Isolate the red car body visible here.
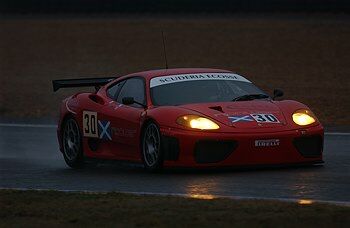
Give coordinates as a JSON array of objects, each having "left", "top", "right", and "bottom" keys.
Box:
[{"left": 55, "top": 68, "right": 324, "bottom": 168}]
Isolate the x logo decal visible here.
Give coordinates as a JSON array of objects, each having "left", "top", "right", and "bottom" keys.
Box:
[
  {"left": 228, "top": 115, "right": 254, "bottom": 123},
  {"left": 98, "top": 120, "right": 112, "bottom": 140}
]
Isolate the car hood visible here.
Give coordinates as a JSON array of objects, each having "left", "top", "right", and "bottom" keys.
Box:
[{"left": 180, "top": 100, "right": 288, "bottom": 129}]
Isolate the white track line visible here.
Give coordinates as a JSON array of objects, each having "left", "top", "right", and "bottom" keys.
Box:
[
  {"left": 1, "top": 187, "right": 349, "bottom": 207},
  {"left": 324, "top": 132, "right": 350, "bottom": 136},
  {"left": 0, "top": 123, "right": 56, "bottom": 128},
  {"left": 0, "top": 123, "right": 349, "bottom": 135}
]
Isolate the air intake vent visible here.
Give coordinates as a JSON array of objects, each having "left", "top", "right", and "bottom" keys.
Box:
[
  {"left": 194, "top": 140, "right": 237, "bottom": 163},
  {"left": 209, "top": 106, "right": 224, "bottom": 113},
  {"left": 293, "top": 135, "right": 323, "bottom": 157},
  {"left": 89, "top": 94, "right": 105, "bottom": 105}
]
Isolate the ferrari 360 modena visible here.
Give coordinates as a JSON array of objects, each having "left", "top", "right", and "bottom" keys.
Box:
[{"left": 53, "top": 68, "right": 324, "bottom": 170}]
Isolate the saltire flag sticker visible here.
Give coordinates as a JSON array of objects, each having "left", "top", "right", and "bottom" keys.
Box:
[
  {"left": 228, "top": 115, "right": 254, "bottom": 123},
  {"left": 98, "top": 120, "right": 112, "bottom": 140}
]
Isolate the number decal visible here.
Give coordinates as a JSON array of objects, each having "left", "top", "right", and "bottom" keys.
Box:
[
  {"left": 265, "top": 114, "right": 278, "bottom": 122},
  {"left": 91, "top": 115, "right": 96, "bottom": 135},
  {"left": 254, "top": 114, "right": 266, "bottom": 122},
  {"left": 84, "top": 114, "right": 89, "bottom": 133},
  {"left": 83, "top": 111, "right": 98, "bottom": 137},
  {"left": 251, "top": 114, "right": 280, "bottom": 123}
]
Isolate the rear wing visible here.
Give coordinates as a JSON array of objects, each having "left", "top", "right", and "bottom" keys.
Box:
[{"left": 52, "top": 77, "right": 116, "bottom": 92}]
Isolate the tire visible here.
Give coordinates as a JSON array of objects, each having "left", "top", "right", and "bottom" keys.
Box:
[
  {"left": 62, "top": 117, "right": 84, "bottom": 168},
  {"left": 141, "top": 122, "right": 163, "bottom": 171}
]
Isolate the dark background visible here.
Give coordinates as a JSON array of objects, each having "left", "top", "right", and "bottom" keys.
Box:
[
  {"left": 1, "top": 0, "right": 349, "bottom": 125},
  {"left": 1, "top": 0, "right": 350, "bottom": 14}
]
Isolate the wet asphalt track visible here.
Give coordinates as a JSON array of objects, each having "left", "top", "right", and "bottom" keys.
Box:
[{"left": 0, "top": 124, "right": 349, "bottom": 203}]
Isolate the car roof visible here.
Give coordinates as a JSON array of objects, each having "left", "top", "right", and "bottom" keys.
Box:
[{"left": 125, "top": 68, "right": 233, "bottom": 80}]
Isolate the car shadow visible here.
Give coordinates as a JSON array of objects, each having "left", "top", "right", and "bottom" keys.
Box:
[{"left": 55, "top": 159, "right": 325, "bottom": 176}]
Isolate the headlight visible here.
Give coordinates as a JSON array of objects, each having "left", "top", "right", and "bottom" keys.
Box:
[
  {"left": 176, "top": 115, "right": 220, "bottom": 130},
  {"left": 292, "top": 109, "right": 316, "bottom": 126}
]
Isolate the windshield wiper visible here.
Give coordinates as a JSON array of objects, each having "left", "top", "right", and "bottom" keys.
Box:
[{"left": 232, "top": 94, "right": 269, "bottom": 101}]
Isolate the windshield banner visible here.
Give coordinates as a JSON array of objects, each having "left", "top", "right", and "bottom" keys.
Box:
[{"left": 150, "top": 73, "right": 251, "bottom": 88}]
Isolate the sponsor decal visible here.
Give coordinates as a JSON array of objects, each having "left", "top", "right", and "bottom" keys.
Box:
[
  {"left": 83, "top": 111, "right": 98, "bottom": 138},
  {"left": 255, "top": 139, "right": 280, "bottom": 147},
  {"left": 228, "top": 115, "right": 254, "bottom": 123},
  {"left": 150, "top": 73, "right": 251, "bottom": 88},
  {"left": 251, "top": 114, "right": 280, "bottom": 123},
  {"left": 214, "top": 113, "right": 229, "bottom": 117},
  {"left": 98, "top": 120, "right": 112, "bottom": 140},
  {"left": 112, "top": 127, "right": 137, "bottom": 138}
]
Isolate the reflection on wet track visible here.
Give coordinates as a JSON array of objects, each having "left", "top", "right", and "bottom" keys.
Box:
[{"left": 0, "top": 125, "right": 349, "bottom": 203}]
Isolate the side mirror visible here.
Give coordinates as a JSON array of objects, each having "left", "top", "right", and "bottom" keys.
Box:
[
  {"left": 273, "top": 89, "right": 284, "bottom": 100},
  {"left": 122, "top": 97, "right": 135, "bottom": 105},
  {"left": 121, "top": 97, "right": 147, "bottom": 108}
]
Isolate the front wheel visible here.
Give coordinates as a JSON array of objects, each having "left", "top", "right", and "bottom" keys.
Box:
[
  {"left": 141, "top": 122, "right": 163, "bottom": 171},
  {"left": 62, "top": 117, "right": 84, "bottom": 168}
]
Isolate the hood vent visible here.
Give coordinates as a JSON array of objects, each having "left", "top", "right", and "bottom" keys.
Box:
[{"left": 209, "top": 106, "right": 224, "bottom": 113}]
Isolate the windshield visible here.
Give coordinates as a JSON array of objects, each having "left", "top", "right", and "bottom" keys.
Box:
[{"left": 150, "top": 73, "right": 268, "bottom": 106}]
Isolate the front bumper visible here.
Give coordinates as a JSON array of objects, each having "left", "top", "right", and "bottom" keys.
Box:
[{"left": 160, "top": 125, "right": 324, "bottom": 168}]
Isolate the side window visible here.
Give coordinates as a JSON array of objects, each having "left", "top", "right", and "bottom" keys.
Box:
[
  {"left": 117, "top": 78, "right": 146, "bottom": 108},
  {"left": 107, "top": 80, "right": 125, "bottom": 100}
]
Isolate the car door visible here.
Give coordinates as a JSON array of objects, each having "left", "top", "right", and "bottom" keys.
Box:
[{"left": 102, "top": 77, "right": 146, "bottom": 159}]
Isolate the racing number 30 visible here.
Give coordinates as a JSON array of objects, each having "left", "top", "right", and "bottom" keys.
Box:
[
  {"left": 83, "top": 111, "right": 98, "bottom": 137},
  {"left": 251, "top": 114, "right": 280, "bottom": 123}
]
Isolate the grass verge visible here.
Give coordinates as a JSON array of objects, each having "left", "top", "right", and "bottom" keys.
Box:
[{"left": 0, "top": 189, "right": 349, "bottom": 227}]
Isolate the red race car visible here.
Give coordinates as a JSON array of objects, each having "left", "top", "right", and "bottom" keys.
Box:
[{"left": 53, "top": 68, "right": 324, "bottom": 170}]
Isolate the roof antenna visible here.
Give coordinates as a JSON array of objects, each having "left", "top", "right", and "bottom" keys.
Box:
[{"left": 161, "top": 30, "right": 169, "bottom": 69}]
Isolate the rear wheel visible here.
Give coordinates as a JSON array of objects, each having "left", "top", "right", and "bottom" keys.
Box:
[
  {"left": 62, "top": 117, "right": 84, "bottom": 168},
  {"left": 142, "top": 122, "right": 163, "bottom": 171}
]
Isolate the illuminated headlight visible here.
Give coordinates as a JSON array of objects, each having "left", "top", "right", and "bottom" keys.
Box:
[
  {"left": 176, "top": 115, "right": 220, "bottom": 130},
  {"left": 292, "top": 109, "right": 316, "bottom": 126}
]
